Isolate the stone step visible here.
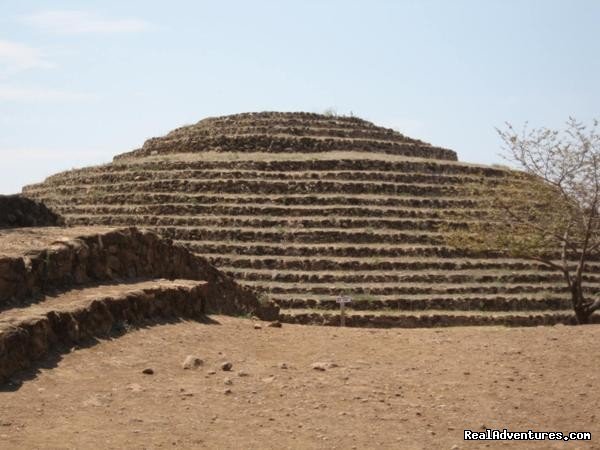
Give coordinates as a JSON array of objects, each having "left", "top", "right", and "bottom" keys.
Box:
[
  {"left": 156, "top": 226, "right": 447, "bottom": 245},
  {"left": 164, "top": 124, "right": 414, "bottom": 142},
  {"left": 252, "top": 282, "right": 577, "bottom": 297},
  {"left": 24, "top": 178, "right": 496, "bottom": 197},
  {"left": 54, "top": 203, "right": 492, "bottom": 220},
  {"left": 195, "top": 113, "right": 386, "bottom": 130},
  {"left": 64, "top": 214, "right": 474, "bottom": 232},
  {"left": 116, "top": 134, "right": 457, "bottom": 161},
  {"left": 181, "top": 241, "right": 505, "bottom": 259},
  {"left": 188, "top": 241, "right": 592, "bottom": 262},
  {"left": 0, "top": 279, "right": 207, "bottom": 384},
  {"left": 239, "top": 279, "right": 599, "bottom": 296},
  {"left": 198, "top": 115, "right": 384, "bottom": 130},
  {"left": 278, "top": 308, "right": 595, "bottom": 328},
  {"left": 0, "top": 226, "right": 273, "bottom": 319},
  {"left": 184, "top": 114, "right": 420, "bottom": 136},
  {"left": 29, "top": 168, "right": 499, "bottom": 188},
  {"left": 30, "top": 156, "right": 509, "bottom": 188},
  {"left": 205, "top": 254, "right": 580, "bottom": 272},
  {"left": 26, "top": 192, "right": 483, "bottom": 209},
  {"left": 228, "top": 267, "right": 599, "bottom": 285},
  {"left": 273, "top": 294, "right": 572, "bottom": 311}
]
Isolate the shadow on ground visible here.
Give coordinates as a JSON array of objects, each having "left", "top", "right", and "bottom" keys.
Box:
[{"left": 0, "top": 315, "right": 220, "bottom": 392}]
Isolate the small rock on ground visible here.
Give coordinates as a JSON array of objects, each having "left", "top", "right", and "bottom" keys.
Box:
[
  {"left": 221, "top": 362, "right": 233, "bottom": 371},
  {"left": 311, "top": 362, "right": 338, "bottom": 371},
  {"left": 127, "top": 383, "right": 144, "bottom": 393},
  {"left": 142, "top": 368, "right": 154, "bottom": 375},
  {"left": 182, "top": 355, "right": 203, "bottom": 370}
]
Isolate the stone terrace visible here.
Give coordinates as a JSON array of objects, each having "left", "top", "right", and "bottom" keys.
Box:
[
  {"left": 22, "top": 112, "right": 600, "bottom": 327},
  {"left": 0, "top": 226, "right": 275, "bottom": 383}
]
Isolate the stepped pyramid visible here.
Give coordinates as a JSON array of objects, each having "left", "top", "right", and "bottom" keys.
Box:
[{"left": 23, "top": 112, "right": 600, "bottom": 327}]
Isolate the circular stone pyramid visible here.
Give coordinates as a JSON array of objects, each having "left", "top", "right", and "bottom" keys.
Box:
[{"left": 22, "top": 112, "right": 600, "bottom": 327}]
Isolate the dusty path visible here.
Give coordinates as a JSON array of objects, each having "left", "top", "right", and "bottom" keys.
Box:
[{"left": 1, "top": 317, "right": 598, "bottom": 449}]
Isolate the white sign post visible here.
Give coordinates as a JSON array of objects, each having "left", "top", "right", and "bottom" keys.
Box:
[{"left": 336, "top": 296, "right": 352, "bottom": 327}]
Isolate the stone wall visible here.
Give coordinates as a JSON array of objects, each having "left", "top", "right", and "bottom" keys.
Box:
[
  {"left": 116, "top": 135, "right": 457, "bottom": 161},
  {"left": 0, "top": 195, "right": 63, "bottom": 228},
  {"left": 111, "top": 111, "right": 458, "bottom": 161},
  {"left": 0, "top": 282, "right": 208, "bottom": 384},
  {"left": 0, "top": 227, "right": 278, "bottom": 320}
]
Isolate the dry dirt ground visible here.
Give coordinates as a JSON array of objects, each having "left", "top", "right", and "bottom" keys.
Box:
[
  {"left": 0, "top": 227, "right": 115, "bottom": 257},
  {"left": 1, "top": 317, "right": 598, "bottom": 450}
]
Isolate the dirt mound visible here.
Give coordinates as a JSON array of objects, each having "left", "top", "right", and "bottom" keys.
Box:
[
  {"left": 0, "top": 194, "right": 62, "bottom": 228},
  {"left": 21, "top": 112, "right": 600, "bottom": 327}
]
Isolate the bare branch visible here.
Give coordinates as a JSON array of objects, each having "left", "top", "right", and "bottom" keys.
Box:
[{"left": 448, "top": 117, "right": 600, "bottom": 324}]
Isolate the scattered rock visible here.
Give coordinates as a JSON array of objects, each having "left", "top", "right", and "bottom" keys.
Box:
[
  {"left": 224, "top": 378, "right": 233, "bottom": 385},
  {"left": 254, "top": 323, "right": 262, "bottom": 330},
  {"left": 182, "top": 355, "right": 204, "bottom": 370},
  {"left": 127, "top": 383, "right": 144, "bottom": 393},
  {"left": 82, "top": 395, "right": 109, "bottom": 407},
  {"left": 311, "top": 362, "right": 338, "bottom": 371},
  {"left": 268, "top": 321, "right": 282, "bottom": 328},
  {"left": 221, "top": 362, "right": 233, "bottom": 371},
  {"left": 238, "top": 371, "right": 249, "bottom": 377},
  {"left": 278, "top": 362, "right": 288, "bottom": 369},
  {"left": 223, "top": 389, "right": 232, "bottom": 395},
  {"left": 207, "top": 370, "right": 216, "bottom": 375},
  {"left": 142, "top": 368, "right": 154, "bottom": 375}
]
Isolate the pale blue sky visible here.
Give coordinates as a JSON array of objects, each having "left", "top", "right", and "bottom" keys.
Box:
[{"left": 1, "top": 0, "right": 598, "bottom": 194}]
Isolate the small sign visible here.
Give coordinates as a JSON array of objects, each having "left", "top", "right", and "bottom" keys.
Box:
[{"left": 336, "top": 296, "right": 352, "bottom": 327}]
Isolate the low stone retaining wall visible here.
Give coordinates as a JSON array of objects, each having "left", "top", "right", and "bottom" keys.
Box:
[
  {"left": 0, "top": 195, "right": 62, "bottom": 228},
  {"left": 278, "top": 311, "right": 587, "bottom": 328},
  {"left": 0, "top": 282, "right": 207, "bottom": 384},
  {"left": 0, "top": 227, "right": 278, "bottom": 320}
]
